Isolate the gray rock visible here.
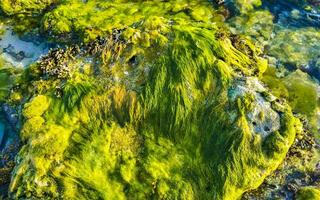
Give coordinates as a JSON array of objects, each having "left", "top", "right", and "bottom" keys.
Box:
[
  {"left": 247, "top": 94, "right": 280, "bottom": 138},
  {"left": 229, "top": 77, "right": 281, "bottom": 138}
]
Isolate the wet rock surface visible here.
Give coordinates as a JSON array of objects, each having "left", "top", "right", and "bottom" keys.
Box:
[
  {"left": 2, "top": 104, "right": 18, "bottom": 126},
  {"left": 229, "top": 77, "right": 281, "bottom": 138}
]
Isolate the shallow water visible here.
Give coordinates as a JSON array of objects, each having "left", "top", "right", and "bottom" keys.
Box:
[
  {"left": 0, "top": 26, "right": 49, "bottom": 68},
  {"left": 263, "top": 0, "right": 320, "bottom": 28}
]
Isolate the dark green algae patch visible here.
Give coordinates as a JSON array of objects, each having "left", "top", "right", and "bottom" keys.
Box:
[{"left": 0, "top": 0, "right": 313, "bottom": 199}]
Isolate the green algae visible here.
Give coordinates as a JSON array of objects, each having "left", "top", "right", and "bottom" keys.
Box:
[
  {"left": 262, "top": 68, "right": 317, "bottom": 116},
  {"left": 0, "top": 0, "right": 56, "bottom": 34},
  {"left": 242, "top": 124, "right": 320, "bottom": 200},
  {"left": 22, "top": 95, "right": 50, "bottom": 119},
  {"left": 39, "top": 0, "right": 225, "bottom": 43},
  {"left": 283, "top": 71, "right": 319, "bottom": 117},
  {"left": 226, "top": 11, "right": 320, "bottom": 192},
  {"left": 296, "top": 187, "right": 320, "bottom": 200},
  {"left": 0, "top": 0, "right": 306, "bottom": 199}
]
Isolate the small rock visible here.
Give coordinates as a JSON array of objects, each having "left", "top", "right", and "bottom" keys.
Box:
[{"left": 15, "top": 51, "right": 25, "bottom": 61}]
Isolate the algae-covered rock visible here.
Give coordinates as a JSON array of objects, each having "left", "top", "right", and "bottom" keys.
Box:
[
  {"left": 0, "top": 0, "right": 303, "bottom": 199},
  {"left": 22, "top": 95, "right": 50, "bottom": 119},
  {"left": 220, "top": 1, "right": 320, "bottom": 199},
  {"left": 283, "top": 70, "right": 319, "bottom": 117},
  {"left": 227, "top": 4, "right": 320, "bottom": 80},
  {"left": 40, "top": 0, "right": 225, "bottom": 42}
]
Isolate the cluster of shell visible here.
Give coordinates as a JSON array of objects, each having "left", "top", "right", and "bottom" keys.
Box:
[
  {"left": 38, "top": 30, "right": 123, "bottom": 79},
  {"left": 38, "top": 47, "right": 76, "bottom": 79}
]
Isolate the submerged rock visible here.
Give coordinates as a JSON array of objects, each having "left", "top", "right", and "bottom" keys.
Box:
[
  {"left": 0, "top": 26, "right": 49, "bottom": 68},
  {"left": 227, "top": 1, "right": 320, "bottom": 80},
  {"left": 268, "top": 28, "right": 320, "bottom": 76}
]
